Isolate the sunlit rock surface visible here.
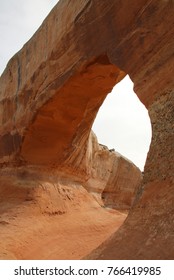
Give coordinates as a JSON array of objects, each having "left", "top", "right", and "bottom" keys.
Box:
[{"left": 84, "top": 132, "right": 142, "bottom": 209}]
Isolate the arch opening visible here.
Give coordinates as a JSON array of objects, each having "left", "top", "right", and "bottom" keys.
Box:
[
  {"left": 6, "top": 52, "right": 150, "bottom": 215},
  {"left": 19, "top": 57, "right": 149, "bottom": 212},
  {"left": 92, "top": 75, "right": 152, "bottom": 172}
]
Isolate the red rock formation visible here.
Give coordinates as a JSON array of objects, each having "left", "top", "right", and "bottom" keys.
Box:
[
  {"left": 84, "top": 132, "right": 142, "bottom": 209},
  {"left": 0, "top": 0, "right": 174, "bottom": 259},
  {"left": 0, "top": 134, "right": 141, "bottom": 259}
]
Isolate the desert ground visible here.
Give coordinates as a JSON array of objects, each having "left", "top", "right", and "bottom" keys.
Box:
[{"left": 0, "top": 180, "right": 126, "bottom": 259}]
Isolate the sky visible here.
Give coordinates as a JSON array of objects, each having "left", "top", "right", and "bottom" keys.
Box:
[
  {"left": 0, "top": 0, "right": 152, "bottom": 171},
  {"left": 92, "top": 77, "right": 152, "bottom": 170}
]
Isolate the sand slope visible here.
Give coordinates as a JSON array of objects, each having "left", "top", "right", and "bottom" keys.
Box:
[{"left": 0, "top": 178, "right": 126, "bottom": 260}]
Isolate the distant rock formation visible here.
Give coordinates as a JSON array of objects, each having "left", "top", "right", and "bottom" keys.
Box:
[
  {"left": 0, "top": 0, "right": 173, "bottom": 259},
  {"left": 84, "top": 132, "right": 142, "bottom": 209}
]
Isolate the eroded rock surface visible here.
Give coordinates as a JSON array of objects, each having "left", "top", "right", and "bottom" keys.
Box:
[
  {"left": 85, "top": 132, "right": 142, "bottom": 209},
  {"left": 0, "top": 0, "right": 174, "bottom": 259}
]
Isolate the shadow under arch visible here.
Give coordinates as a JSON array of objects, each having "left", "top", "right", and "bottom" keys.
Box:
[{"left": 21, "top": 54, "right": 127, "bottom": 169}]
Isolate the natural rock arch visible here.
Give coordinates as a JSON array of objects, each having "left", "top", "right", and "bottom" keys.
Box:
[
  {"left": 0, "top": 0, "right": 174, "bottom": 259},
  {"left": 20, "top": 54, "right": 125, "bottom": 167}
]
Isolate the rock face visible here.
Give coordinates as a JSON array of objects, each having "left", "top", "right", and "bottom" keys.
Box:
[
  {"left": 0, "top": 0, "right": 174, "bottom": 259},
  {"left": 85, "top": 132, "right": 142, "bottom": 209}
]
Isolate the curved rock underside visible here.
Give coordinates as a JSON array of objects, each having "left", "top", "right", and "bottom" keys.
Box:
[{"left": 0, "top": 0, "right": 174, "bottom": 259}]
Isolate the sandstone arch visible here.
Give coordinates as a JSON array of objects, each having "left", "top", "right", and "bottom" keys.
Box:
[
  {"left": 20, "top": 55, "right": 125, "bottom": 167},
  {"left": 0, "top": 0, "right": 174, "bottom": 259}
]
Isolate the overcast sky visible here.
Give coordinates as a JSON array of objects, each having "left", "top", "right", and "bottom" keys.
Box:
[{"left": 0, "top": 0, "right": 152, "bottom": 171}]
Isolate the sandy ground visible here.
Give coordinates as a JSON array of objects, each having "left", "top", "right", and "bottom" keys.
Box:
[{"left": 0, "top": 182, "right": 126, "bottom": 260}]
